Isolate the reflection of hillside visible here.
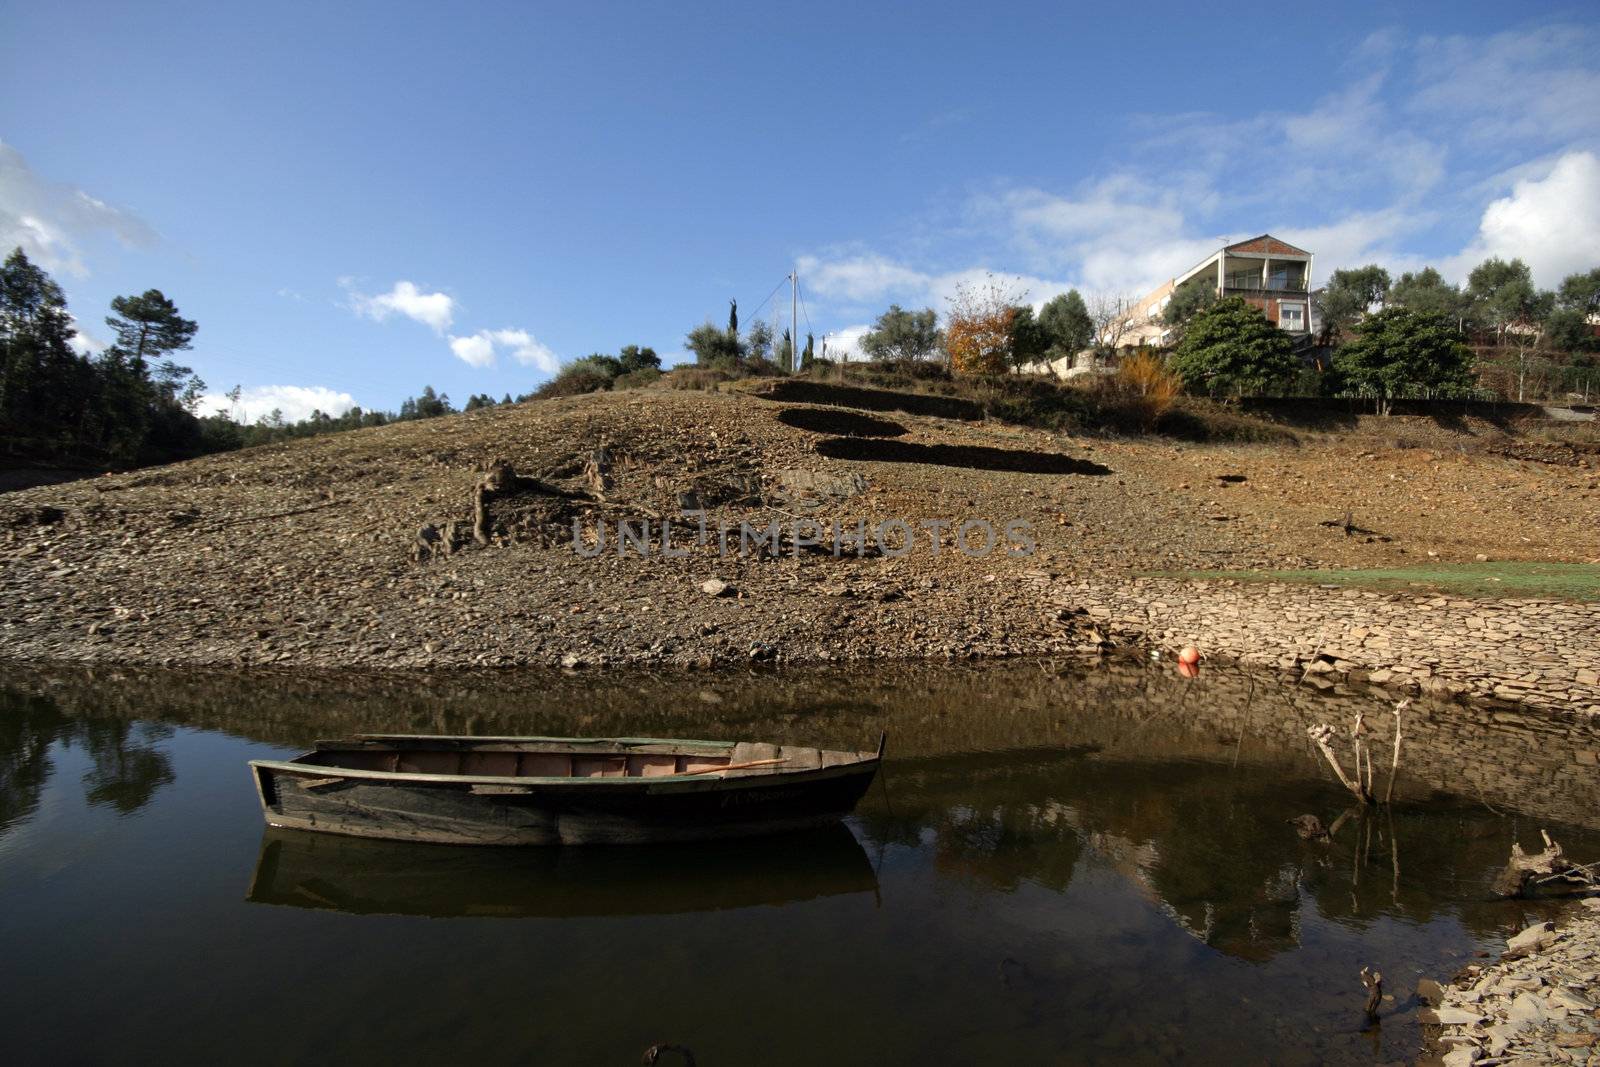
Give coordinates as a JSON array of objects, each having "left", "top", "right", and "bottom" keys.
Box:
[
  {"left": 858, "top": 748, "right": 1589, "bottom": 964},
  {"left": 4, "top": 658, "right": 1598, "bottom": 957}
]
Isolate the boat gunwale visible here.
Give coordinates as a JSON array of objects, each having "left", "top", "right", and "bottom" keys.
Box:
[
  {"left": 349, "top": 733, "right": 742, "bottom": 748},
  {"left": 249, "top": 754, "right": 879, "bottom": 790}
]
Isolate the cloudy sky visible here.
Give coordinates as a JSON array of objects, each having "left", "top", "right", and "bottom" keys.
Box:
[{"left": 2, "top": 1, "right": 1597, "bottom": 421}]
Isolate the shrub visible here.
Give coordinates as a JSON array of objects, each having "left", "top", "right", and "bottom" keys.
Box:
[
  {"left": 1111, "top": 349, "right": 1181, "bottom": 429},
  {"left": 613, "top": 367, "right": 662, "bottom": 390},
  {"left": 533, "top": 365, "right": 613, "bottom": 399},
  {"left": 666, "top": 368, "right": 730, "bottom": 391}
]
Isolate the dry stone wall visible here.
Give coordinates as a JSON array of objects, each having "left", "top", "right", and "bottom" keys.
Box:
[{"left": 1059, "top": 578, "right": 1600, "bottom": 718}]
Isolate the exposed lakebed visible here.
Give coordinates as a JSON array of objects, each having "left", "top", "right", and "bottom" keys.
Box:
[{"left": 2, "top": 660, "right": 1597, "bottom": 1064}]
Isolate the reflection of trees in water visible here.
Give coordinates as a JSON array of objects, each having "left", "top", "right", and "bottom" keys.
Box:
[
  {"left": 0, "top": 684, "right": 176, "bottom": 834},
  {"left": 75, "top": 721, "right": 175, "bottom": 814},
  {"left": 4, "top": 660, "right": 1598, "bottom": 952},
  {"left": 857, "top": 749, "right": 1594, "bottom": 964},
  {"left": 5, "top": 658, "right": 1597, "bottom": 830},
  {"left": 0, "top": 690, "right": 66, "bottom": 836}
]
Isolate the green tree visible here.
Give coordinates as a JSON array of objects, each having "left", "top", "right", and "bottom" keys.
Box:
[
  {"left": 400, "top": 385, "right": 453, "bottom": 419},
  {"left": 801, "top": 332, "right": 814, "bottom": 369},
  {"left": 618, "top": 344, "right": 661, "bottom": 374},
  {"left": 1331, "top": 307, "right": 1475, "bottom": 413},
  {"left": 776, "top": 328, "right": 794, "bottom": 372},
  {"left": 0, "top": 247, "right": 85, "bottom": 432},
  {"left": 727, "top": 299, "right": 738, "bottom": 339},
  {"left": 1161, "top": 278, "right": 1218, "bottom": 335},
  {"left": 859, "top": 305, "right": 942, "bottom": 362},
  {"left": 686, "top": 321, "right": 744, "bottom": 369},
  {"left": 1390, "top": 268, "right": 1466, "bottom": 322},
  {"left": 1038, "top": 290, "right": 1095, "bottom": 356},
  {"left": 745, "top": 321, "right": 773, "bottom": 362},
  {"left": 1466, "top": 258, "right": 1551, "bottom": 342},
  {"left": 105, "top": 289, "right": 197, "bottom": 371},
  {"left": 1557, "top": 267, "right": 1600, "bottom": 316},
  {"left": 1008, "top": 305, "right": 1049, "bottom": 371},
  {"left": 1546, "top": 307, "right": 1598, "bottom": 353},
  {"left": 1169, "top": 297, "right": 1298, "bottom": 398},
  {"left": 1316, "top": 264, "right": 1391, "bottom": 343}
]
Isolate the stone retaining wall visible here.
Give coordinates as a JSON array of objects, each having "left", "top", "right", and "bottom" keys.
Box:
[{"left": 1059, "top": 578, "right": 1600, "bottom": 718}]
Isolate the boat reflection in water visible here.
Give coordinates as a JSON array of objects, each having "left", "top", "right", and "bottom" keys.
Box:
[{"left": 247, "top": 821, "right": 879, "bottom": 918}]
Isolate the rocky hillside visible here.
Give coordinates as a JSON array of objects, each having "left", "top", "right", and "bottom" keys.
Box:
[{"left": 1, "top": 384, "right": 1596, "bottom": 672}]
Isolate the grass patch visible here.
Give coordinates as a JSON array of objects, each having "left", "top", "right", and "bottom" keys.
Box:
[{"left": 1161, "top": 562, "right": 1600, "bottom": 601}]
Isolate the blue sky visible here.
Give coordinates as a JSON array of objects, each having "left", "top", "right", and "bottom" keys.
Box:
[{"left": 3, "top": 1, "right": 1598, "bottom": 421}]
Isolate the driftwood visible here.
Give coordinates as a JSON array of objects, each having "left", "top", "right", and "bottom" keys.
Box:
[
  {"left": 1290, "top": 814, "right": 1330, "bottom": 842},
  {"left": 1307, "top": 699, "right": 1408, "bottom": 808},
  {"left": 1383, "top": 700, "right": 1408, "bottom": 804},
  {"left": 1492, "top": 830, "right": 1600, "bottom": 898},
  {"left": 1308, "top": 723, "right": 1369, "bottom": 804},
  {"left": 1360, "top": 967, "right": 1383, "bottom": 1021}
]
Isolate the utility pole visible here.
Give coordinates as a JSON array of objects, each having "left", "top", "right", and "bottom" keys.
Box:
[{"left": 790, "top": 269, "right": 798, "bottom": 374}]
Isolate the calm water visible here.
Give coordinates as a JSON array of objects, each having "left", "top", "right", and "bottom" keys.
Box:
[{"left": 2, "top": 660, "right": 1597, "bottom": 1065}]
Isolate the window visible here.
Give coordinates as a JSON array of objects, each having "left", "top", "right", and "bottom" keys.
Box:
[{"left": 1279, "top": 302, "right": 1305, "bottom": 330}]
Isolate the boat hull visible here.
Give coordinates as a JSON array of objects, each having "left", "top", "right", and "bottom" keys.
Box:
[{"left": 251, "top": 758, "right": 879, "bottom": 846}]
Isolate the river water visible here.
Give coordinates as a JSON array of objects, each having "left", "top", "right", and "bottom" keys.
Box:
[{"left": 2, "top": 660, "right": 1596, "bottom": 1065}]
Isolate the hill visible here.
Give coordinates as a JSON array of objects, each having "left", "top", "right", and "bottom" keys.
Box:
[{"left": 0, "top": 384, "right": 1596, "bottom": 674}]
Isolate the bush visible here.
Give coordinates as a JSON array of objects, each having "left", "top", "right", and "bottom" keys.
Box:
[
  {"left": 1110, "top": 349, "right": 1181, "bottom": 429},
  {"left": 613, "top": 367, "right": 662, "bottom": 390},
  {"left": 533, "top": 365, "right": 613, "bottom": 399},
  {"left": 666, "top": 368, "right": 731, "bottom": 391}
]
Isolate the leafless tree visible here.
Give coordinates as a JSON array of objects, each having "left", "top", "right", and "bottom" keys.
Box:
[{"left": 1088, "top": 292, "right": 1138, "bottom": 359}]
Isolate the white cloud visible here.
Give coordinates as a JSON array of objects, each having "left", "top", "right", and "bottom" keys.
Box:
[
  {"left": 449, "top": 333, "right": 496, "bottom": 368},
  {"left": 348, "top": 280, "right": 456, "bottom": 333},
  {"left": 197, "top": 385, "right": 359, "bottom": 424},
  {"left": 66, "top": 317, "right": 107, "bottom": 356},
  {"left": 1410, "top": 25, "right": 1600, "bottom": 146},
  {"left": 797, "top": 253, "right": 932, "bottom": 304},
  {"left": 446, "top": 328, "right": 559, "bottom": 372},
  {"left": 820, "top": 324, "right": 871, "bottom": 361},
  {"left": 1446, "top": 151, "right": 1600, "bottom": 287},
  {"left": 799, "top": 253, "right": 1084, "bottom": 319},
  {"left": 0, "top": 140, "right": 157, "bottom": 276},
  {"left": 799, "top": 23, "right": 1600, "bottom": 321}
]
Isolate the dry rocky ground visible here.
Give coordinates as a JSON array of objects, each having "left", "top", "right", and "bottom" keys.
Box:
[
  {"left": 1424, "top": 902, "right": 1600, "bottom": 1066},
  {"left": 1, "top": 384, "right": 1597, "bottom": 711}
]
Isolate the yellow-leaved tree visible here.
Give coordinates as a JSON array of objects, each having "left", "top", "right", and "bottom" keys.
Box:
[{"left": 945, "top": 276, "right": 1017, "bottom": 377}]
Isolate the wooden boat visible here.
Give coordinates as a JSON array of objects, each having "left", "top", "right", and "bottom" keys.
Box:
[
  {"left": 249, "top": 733, "right": 883, "bottom": 845},
  {"left": 247, "top": 822, "right": 879, "bottom": 916}
]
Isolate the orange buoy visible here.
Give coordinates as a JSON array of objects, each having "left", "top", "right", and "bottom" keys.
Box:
[{"left": 1178, "top": 645, "right": 1201, "bottom": 666}]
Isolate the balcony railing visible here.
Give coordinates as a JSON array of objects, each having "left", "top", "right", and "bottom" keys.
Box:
[{"left": 1224, "top": 272, "right": 1307, "bottom": 293}]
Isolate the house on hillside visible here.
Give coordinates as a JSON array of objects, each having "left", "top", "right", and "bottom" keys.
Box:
[{"left": 1118, "top": 234, "right": 1316, "bottom": 349}]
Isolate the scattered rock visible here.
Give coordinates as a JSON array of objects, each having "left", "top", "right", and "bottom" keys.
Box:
[{"left": 1506, "top": 921, "right": 1556, "bottom": 956}]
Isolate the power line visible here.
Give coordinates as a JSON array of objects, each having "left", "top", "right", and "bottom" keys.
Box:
[
  {"left": 744, "top": 275, "right": 791, "bottom": 325},
  {"left": 796, "top": 278, "right": 813, "bottom": 337}
]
